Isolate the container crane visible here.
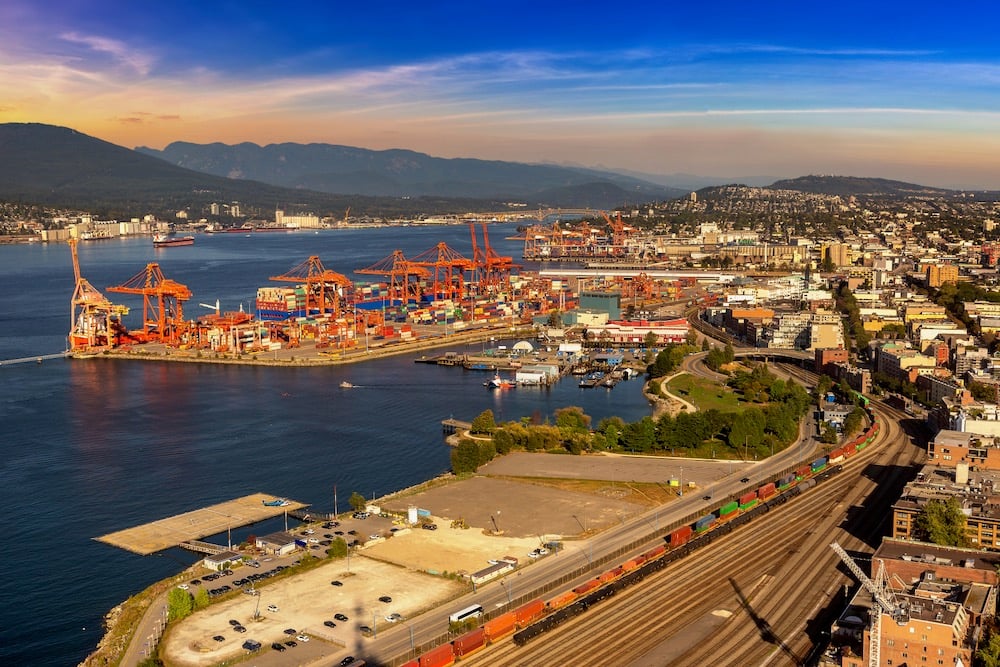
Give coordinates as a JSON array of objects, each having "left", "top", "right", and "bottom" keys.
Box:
[
  {"left": 107, "top": 263, "right": 192, "bottom": 345},
  {"left": 357, "top": 250, "right": 429, "bottom": 304},
  {"left": 409, "top": 242, "right": 473, "bottom": 302},
  {"left": 830, "top": 542, "right": 904, "bottom": 667},
  {"left": 601, "top": 210, "right": 634, "bottom": 255},
  {"left": 67, "top": 238, "right": 130, "bottom": 350},
  {"left": 269, "top": 256, "right": 353, "bottom": 318},
  {"left": 469, "top": 222, "right": 518, "bottom": 295}
]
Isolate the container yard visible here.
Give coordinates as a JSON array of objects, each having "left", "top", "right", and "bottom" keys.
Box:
[{"left": 65, "top": 222, "right": 689, "bottom": 366}]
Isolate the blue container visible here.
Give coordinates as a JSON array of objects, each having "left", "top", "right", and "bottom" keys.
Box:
[
  {"left": 694, "top": 514, "right": 716, "bottom": 532},
  {"left": 811, "top": 456, "right": 828, "bottom": 472}
]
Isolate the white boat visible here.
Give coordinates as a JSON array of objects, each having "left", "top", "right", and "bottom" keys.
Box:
[
  {"left": 339, "top": 381, "right": 354, "bottom": 388},
  {"left": 485, "top": 374, "right": 515, "bottom": 389}
]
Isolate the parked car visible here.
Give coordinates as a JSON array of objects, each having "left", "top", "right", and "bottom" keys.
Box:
[
  {"left": 334, "top": 613, "right": 348, "bottom": 622},
  {"left": 422, "top": 523, "right": 437, "bottom": 530},
  {"left": 378, "top": 595, "right": 392, "bottom": 603},
  {"left": 271, "top": 642, "right": 286, "bottom": 652},
  {"left": 385, "top": 613, "right": 402, "bottom": 623},
  {"left": 241, "top": 640, "right": 261, "bottom": 651},
  {"left": 296, "top": 634, "right": 310, "bottom": 642}
]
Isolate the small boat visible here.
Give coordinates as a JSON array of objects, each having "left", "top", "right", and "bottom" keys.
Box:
[
  {"left": 262, "top": 498, "right": 290, "bottom": 507},
  {"left": 153, "top": 233, "right": 194, "bottom": 247},
  {"left": 339, "top": 381, "right": 354, "bottom": 389},
  {"left": 485, "top": 374, "right": 516, "bottom": 389}
]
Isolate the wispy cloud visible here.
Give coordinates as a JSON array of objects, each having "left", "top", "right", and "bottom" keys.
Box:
[{"left": 59, "top": 32, "right": 154, "bottom": 76}]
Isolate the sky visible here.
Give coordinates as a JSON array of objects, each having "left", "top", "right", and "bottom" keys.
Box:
[{"left": 3, "top": 1, "right": 1000, "bottom": 189}]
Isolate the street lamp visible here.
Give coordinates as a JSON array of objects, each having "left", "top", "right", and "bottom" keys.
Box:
[{"left": 679, "top": 467, "right": 683, "bottom": 496}]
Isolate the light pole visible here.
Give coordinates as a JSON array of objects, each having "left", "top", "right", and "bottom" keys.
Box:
[
  {"left": 679, "top": 467, "right": 683, "bottom": 496},
  {"left": 500, "top": 579, "right": 512, "bottom": 604}
]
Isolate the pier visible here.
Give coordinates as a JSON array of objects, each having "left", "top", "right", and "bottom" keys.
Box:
[
  {"left": 441, "top": 418, "right": 471, "bottom": 435},
  {"left": 95, "top": 492, "right": 308, "bottom": 555},
  {"left": 0, "top": 351, "right": 70, "bottom": 366}
]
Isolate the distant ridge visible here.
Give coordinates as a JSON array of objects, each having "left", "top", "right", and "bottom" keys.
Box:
[
  {"left": 136, "top": 140, "right": 683, "bottom": 203},
  {"left": 767, "top": 175, "right": 956, "bottom": 197}
]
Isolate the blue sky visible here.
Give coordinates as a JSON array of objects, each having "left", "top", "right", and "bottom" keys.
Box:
[{"left": 3, "top": 1, "right": 1000, "bottom": 188}]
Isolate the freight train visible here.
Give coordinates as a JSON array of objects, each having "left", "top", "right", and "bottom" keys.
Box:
[{"left": 400, "top": 406, "right": 879, "bottom": 666}]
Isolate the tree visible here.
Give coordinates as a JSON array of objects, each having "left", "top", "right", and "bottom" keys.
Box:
[
  {"left": 348, "top": 491, "right": 367, "bottom": 511},
  {"left": 643, "top": 331, "right": 659, "bottom": 350},
  {"left": 327, "top": 537, "right": 348, "bottom": 559},
  {"left": 193, "top": 587, "right": 209, "bottom": 610},
  {"left": 470, "top": 409, "right": 496, "bottom": 434},
  {"left": 685, "top": 329, "right": 699, "bottom": 346},
  {"left": 555, "top": 406, "right": 591, "bottom": 432},
  {"left": 167, "top": 587, "right": 193, "bottom": 622},
  {"left": 977, "top": 630, "right": 1000, "bottom": 667},
  {"left": 451, "top": 439, "right": 481, "bottom": 474},
  {"left": 914, "top": 497, "right": 967, "bottom": 547},
  {"left": 492, "top": 428, "right": 514, "bottom": 455}
]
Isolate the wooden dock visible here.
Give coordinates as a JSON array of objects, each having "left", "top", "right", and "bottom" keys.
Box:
[
  {"left": 95, "top": 492, "right": 308, "bottom": 555},
  {"left": 441, "top": 418, "right": 471, "bottom": 435}
]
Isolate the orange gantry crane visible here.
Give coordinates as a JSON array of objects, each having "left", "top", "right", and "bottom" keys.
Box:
[
  {"left": 357, "top": 250, "right": 429, "bottom": 304},
  {"left": 470, "top": 222, "right": 518, "bottom": 295},
  {"left": 409, "top": 242, "right": 473, "bottom": 302},
  {"left": 67, "top": 238, "right": 130, "bottom": 350},
  {"left": 601, "top": 210, "right": 635, "bottom": 254},
  {"left": 269, "top": 256, "right": 354, "bottom": 318},
  {"left": 107, "top": 263, "right": 192, "bottom": 345}
]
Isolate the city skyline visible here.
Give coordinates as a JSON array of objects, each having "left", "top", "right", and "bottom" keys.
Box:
[{"left": 3, "top": 1, "right": 1000, "bottom": 189}]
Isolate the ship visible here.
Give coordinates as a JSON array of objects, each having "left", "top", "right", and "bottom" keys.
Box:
[
  {"left": 153, "top": 233, "right": 194, "bottom": 247},
  {"left": 339, "top": 381, "right": 354, "bottom": 389},
  {"left": 485, "top": 374, "right": 516, "bottom": 389}
]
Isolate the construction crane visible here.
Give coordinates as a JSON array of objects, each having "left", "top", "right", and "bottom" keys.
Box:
[
  {"left": 357, "top": 250, "right": 429, "bottom": 304},
  {"left": 67, "top": 238, "right": 130, "bottom": 350},
  {"left": 107, "top": 263, "right": 192, "bottom": 345},
  {"left": 409, "top": 242, "right": 473, "bottom": 302},
  {"left": 830, "top": 542, "right": 904, "bottom": 667},
  {"left": 269, "top": 256, "right": 353, "bottom": 318}
]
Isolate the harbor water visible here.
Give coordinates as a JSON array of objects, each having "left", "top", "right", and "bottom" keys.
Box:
[{"left": 0, "top": 224, "right": 653, "bottom": 665}]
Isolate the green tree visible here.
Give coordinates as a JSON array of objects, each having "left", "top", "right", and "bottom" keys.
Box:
[
  {"left": 470, "top": 409, "right": 496, "bottom": 434},
  {"left": 977, "top": 629, "right": 1000, "bottom": 667},
  {"left": 492, "top": 428, "right": 514, "bottom": 455},
  {"left": 451, "top": 439, "right": 481, "bottom": 474},
  {"left": 193, "top": 587, "right": 210, "bottom": 610},
  {"left": 167, "top": 587, "right": 193, "bottom": 622},
  {"left": 327, "top": 537, "right": 348, "bottom": 559},
  {"left": 644, "top": 331, "right": 659, "bottom": 349},
  {"left": 914, "top": 497, "right": 968, "bottom": 547},
  {"left": 685, "top": 329, "right": 699, "bottom": 346},
  {"left": 701, "top": 338, "right": 710, "bottom": 351},
  {"left": 555, "top": 406, "right": 591, "bottom": 432},
  {"left": 348, "top": 491, "right": 367, "bottom": 511}
]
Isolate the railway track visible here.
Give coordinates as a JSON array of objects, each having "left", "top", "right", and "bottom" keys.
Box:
[{"left": 463, "top": 401, "right": 922, "bottom": 666}]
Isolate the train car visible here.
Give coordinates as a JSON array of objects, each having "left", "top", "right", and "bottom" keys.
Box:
[
  {"left": 829, "top": 447, "right": 845, "bottom": 464},
  {"left": 400, "top": 661, "right": 419, "bottom": 667},
  {"left": 621, "top": 555, "right": 645, "bottom": 572},
  {"left": 717, "top": 500, "right": 740, "bottom": 523},
  {"left": 810, "top": 456, "right": 828, "bottom": 473},
  {"left": 738, "top": 491, "right": 759, "bottom": 511},
  {"left": 548, "top": 590, "right": 578, "bottom": 610},
  {"left": 844, "top": 441, "right": 857, "bottom": 457},
  {"left": 418, "top": 643, "right": 456, "bottom": 667},
  {"left": 694, "top": 513, "right": 716, "bottom": 533},
  {"left": 598, "top": 566, "right": 625, "bottom": 585},
  {"left": 572, "top": 579, "right": 602, "bottom": 597},
  {"left": 642, "top": 545, "right": 667, "bottom": 561},
  {"left": 452, "top": 627, "right": 486, "bottom": 658},
  {"left": 667, "top": 525, "right": 693, "bottom": 547},
  {"left": 513, "top": 600, "right": 546, "bottom": 628},
  {"left": 483, "top": 611, "right": 517, "bottom": 642},
  {"left": 758, "top": 481, "right": 777, "bottom": 500},
  {"left": 777, "top": 472, "right": 796, "bottom": 490},
  {"left": 794, "top": 465, "right": 811, "bottom": 481}
]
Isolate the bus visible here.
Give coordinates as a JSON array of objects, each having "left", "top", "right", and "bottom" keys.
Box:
[{"left": 449, "top": 604, "right": 484, "bottom": 624}]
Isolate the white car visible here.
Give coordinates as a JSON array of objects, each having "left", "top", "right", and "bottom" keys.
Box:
[
  {"left": 267, "top": 604, "right": 279, "bottom": 613},
  {"left": 177, "top": 584, "right": 189, "bottom": 590},
  {"left": 385, "top": 613, "right": 402, "bottom": 623},
  {"left": 296, "top": 634, "right": 310, "bottom": 642},
  {"left": 308, "top": 538, "right": 319, "bottom": 543}
]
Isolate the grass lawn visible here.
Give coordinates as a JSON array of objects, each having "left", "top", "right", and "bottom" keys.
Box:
[{"left": 664, "top": 373, "right": 743, "bottom": 413}]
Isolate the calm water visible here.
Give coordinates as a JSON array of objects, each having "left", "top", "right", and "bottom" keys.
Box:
[{"left": 0, "top": 224, "right": 652, "bottom": 665}]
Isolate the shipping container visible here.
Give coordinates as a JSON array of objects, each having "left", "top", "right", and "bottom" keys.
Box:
[
  {"left": 694, "top": 514, "right": 716, "bottom": 532},
  {"left": 642, "top": 545, "right": 666, "bottom": 561},
  {"left": 621, "top": 556, "right": 644, "bottom": 572},
  {"left": 572, "top": 579, "right": 601, "bottom": 596},
  {"left": 795, "top": 465, "right": 811, "bottom": 481},
  {"left": 719, "top": 501, "right": 739, "bottom": 517},
  {"left": 598, "top": 567, "right": 625, "bottom": 584},
  {"left": 829, "top": 448, "right": 845, "bottom": 464},
  {"left": 400, "top": 661, "right": 419, "bottom": 667},
  {"left": 452, "top": 628, "right": 486, "bottom": 657},
  {"left": 738, "top": 492, "right": 758, "bottom": 510},
  {"left": 483, "top": 612, "right": 517, "bottom": 641},
  {"left": 757, "top": 482, "right": 777, "bottom": 500},
  {"left": 778, "top": 473, "right": 796, "bottom": 490},
  {"left": 548, "top": 591, "right": 578, "bottom": 610},
  {"left": 418, "top": 643, "right": 456, "bottom": 667},
  {"left": 668, "top": 525, "right": 693, "bottom": 547},
  {"left": 514, "top": 600, "right": 546, "bottom": 627},
  {"left": 811, "top": 456, "right": 828, "bottom": 473}
]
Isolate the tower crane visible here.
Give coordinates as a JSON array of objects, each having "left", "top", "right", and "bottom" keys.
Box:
[
  {"left": 357, "top": 250, "right": 429, "bottom": 304},
  {"left": 830, "top": 542, "right": 904, "bottom": 667},
  {"left": 107, "top": 263, "right": 192, "bottom": 345}
]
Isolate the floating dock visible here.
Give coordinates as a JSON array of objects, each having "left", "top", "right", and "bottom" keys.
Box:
[{"left": 95, "top": 492, "right": 308, "bottom": 555}]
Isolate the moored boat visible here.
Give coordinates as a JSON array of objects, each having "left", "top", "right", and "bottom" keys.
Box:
[{"left": 153, "top": 233, "right": 194, "bottom": 247}]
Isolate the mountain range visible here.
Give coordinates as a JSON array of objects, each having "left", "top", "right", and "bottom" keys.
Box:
[{"left": 0, "top": 123, "right": 986, "bottom": 218}]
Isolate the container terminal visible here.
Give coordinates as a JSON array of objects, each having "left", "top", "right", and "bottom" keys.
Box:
[{"left": 65, "top": 223, "right": 702, "bottom": 366}]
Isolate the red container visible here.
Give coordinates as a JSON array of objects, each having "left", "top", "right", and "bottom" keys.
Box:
[
  {"left": 757, "top": 482, "right": 777, "bottom": 499},
  {"left": 844, "top": 442, "right": 857, "bottom": 457},
  {"left": 829, "top": 447, "right": 845, "bottom": 463},
  {"left": 514, "top": 599, "right": 546, "bottom": 627},
  {"left": 621, "top": 557, "right": 642, "bottom": 572},
  {"left": 739, "top": 492, "right": 757, "bottom": 506},
  {"left": 419, "top": 643, "right": 456, "bottom": 667},
  {"left": 483, "top": 612, "right": 517, "bottom": 641},
  {"left": 572, "top": 579, "right": 601, "bottom": 596},
  {"left": 643, "top": 545, "right": 667, "bottom": 560},
  {"left": 452, "top": 627, "right": 486, "bottom": 657},
  {"left": 795, "top": 465, "right": 811, "bottom": 479},
  {"left": 598, "top": 566, "right": 625, "bottom": 584},
  {"left": 668, "top": 525, "right": 693, "bottom": 547},
  {"left": 548, "top": 590, "right": 578, "bottom": 609},
  {"left": 401, "top": 661, "right": 419, "bottom": 667}
]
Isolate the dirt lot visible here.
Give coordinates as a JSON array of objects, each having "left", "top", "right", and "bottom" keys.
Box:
[
  {"left": 162, "top": 557, "right": 462, "bottom": 667},
  {"left": 365, "top": 524, "right": 540, "bottom": 574},
  {"left": 381, "top": 474, "right": 644, "bottom": 540}
]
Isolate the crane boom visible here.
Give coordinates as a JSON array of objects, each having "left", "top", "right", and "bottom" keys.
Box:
[{"left": 830, "top": 542, "right": 901, "bottom": 667}]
